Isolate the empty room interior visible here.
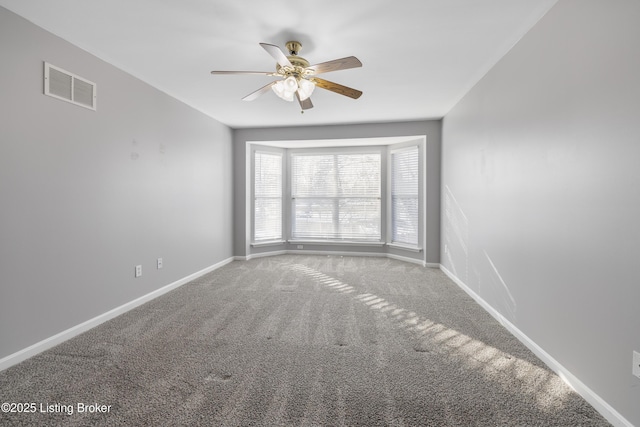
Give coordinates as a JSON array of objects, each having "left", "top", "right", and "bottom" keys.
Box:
[{"left": 1, "top": 0, "right": 639, "bottom": 426}]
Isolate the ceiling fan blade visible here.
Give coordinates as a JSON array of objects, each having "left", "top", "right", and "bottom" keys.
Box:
[
  {"left": 242, "top": 81, "right": 277, "bottom": 101},
  {"left": 259, "top": 43, "right": 293, "bottom": 68},
  {"left": 295, "top": 92, "right": 314, "bottom": 110},
  {"left": 307, "top": 56, "right": 362, "bottom": 74},
  {"left": 312, "top": 78, "right": 362, "bottom": 99},
  {"left": 211, "top": 70, "right": 276, "bottom": 75}
]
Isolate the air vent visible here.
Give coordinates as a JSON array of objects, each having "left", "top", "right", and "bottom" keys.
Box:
[{"left": 44, "top": 62, "right": 96, "bottom": 110}]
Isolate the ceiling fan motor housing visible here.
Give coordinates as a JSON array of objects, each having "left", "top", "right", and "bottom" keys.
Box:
[
  {"left": 285, "top": 41, "right": 302, "bottom": 55},
  {"left": 278, "top": 41, "right": 311, "bottom": 73}
]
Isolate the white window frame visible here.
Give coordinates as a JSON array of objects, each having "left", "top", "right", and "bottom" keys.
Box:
[
  {"left": 288, "top": 146, "right": 385, "bottom": 244},
  {"left": 251, "top": 148, "right": 285, "bottom": 245},
  {"left": 387, "top": 140, "right": 425, "bottom": 252}
]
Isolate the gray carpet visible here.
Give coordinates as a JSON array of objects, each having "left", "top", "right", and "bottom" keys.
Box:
[{"left": 0, "top": 255, "right": 609, "bottom": 426}]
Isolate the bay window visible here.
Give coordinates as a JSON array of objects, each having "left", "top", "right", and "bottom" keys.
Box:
[{"left": 251, "top": 139, "right": 424, "bottom": 252}]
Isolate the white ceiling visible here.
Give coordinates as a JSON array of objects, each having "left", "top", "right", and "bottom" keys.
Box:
[{"left": 1, "top": 0, "right": 557, "bottom": 129}]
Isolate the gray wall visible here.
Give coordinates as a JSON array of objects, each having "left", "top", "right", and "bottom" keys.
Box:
[
  {"left": 0, "top": 8, "right": 234, "bottom": 360},
  {"left": 441, "top": 0, "right": 640, "bottom": 424},
  {"left": 233, "top": 121, "right": 441, "bottom": 264}
]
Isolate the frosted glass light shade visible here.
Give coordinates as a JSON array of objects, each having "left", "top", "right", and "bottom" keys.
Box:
[
  {"left": 272, "top": 80, "right": 285, "bottom": 97},
  {"left": 284, "top": 76, "right": 298, "bottom": 92},
  {"left": 297, "top": 78, "right": 315, "bottom": 101},
  {"left": 271, "top": 77, "right": 298, "bottom": 102}
]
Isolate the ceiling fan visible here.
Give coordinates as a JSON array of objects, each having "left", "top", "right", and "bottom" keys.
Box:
[{"left": 210, "top": 41, "right": 362, "bottom": 111}]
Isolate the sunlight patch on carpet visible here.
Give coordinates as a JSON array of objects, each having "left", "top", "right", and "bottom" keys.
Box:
[{"left": 289, "top": 263, "right": 573, "bottom": 414}]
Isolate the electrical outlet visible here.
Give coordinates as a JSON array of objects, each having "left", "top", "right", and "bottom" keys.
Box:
[
  {"left": 157, "top": 258, "right": 163, "bottom": 269},
  {"left": 297, "top": 245, "right": 303, "bottom": 249},
  {"left": 633, "top": 351, "right": 640, "bottom": 379},
  {"left": 135, "top": 265, "right": 142, "bottom": 278}
]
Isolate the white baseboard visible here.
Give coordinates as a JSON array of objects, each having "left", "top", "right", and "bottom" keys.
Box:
[
  {"left": 0, "top": 257, "right": 234, "bottom": 372},
  {"left": 439, "top": 265, "right": 633, "bottom": 427}
]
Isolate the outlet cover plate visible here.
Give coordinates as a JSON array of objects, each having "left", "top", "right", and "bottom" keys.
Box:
[
  {"left": 633, "top": 351, "right": 640, "bottom": 379},
  {"left": 157, "top": 258, "right": 163, "bottom": 269},
  {"left": 135, "top": 265, "right": 142, "bottom": 278}
]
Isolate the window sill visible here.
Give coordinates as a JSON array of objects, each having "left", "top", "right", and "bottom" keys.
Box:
[
  {"left": 251, "top": 240, "right": 287, "bottom": 247},
  {"left": 387, "top": 242, "right": 423, "bottom": 252},
  {"left": 288, "top": 240, "right": 385, "bottom": 247}
]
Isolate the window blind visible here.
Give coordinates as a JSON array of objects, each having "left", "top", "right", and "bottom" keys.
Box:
[
  {"left": 291, "top": 153, "right": 381, "bottom": 241},
  {"left": 254, "top": 151, "right": 282, "bottom": 241},
  {"left": 391, "top": 146, "right": 419, "bottom": 246}
]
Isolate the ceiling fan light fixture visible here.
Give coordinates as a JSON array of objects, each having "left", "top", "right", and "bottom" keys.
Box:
[
  {"left": 297, "top": 78, "right": 315, "bottom": 101},
  {"left": 284, "top": 76, "right": 298, "bottom": 92},
  {"left": 272, "top": 80, "right": 284, "bottom": 96},
  {"left": 271, "top": 80, "right": 290, "bottom": 101},
  {"left": 272, "top": 76, "right": 299, "bottom": 102}
]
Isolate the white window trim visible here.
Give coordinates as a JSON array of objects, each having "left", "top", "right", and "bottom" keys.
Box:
[
  {"left": 288, "top": 240, "right": 386, "bottom": 247},
  {"left": 387, "top": 139, "right": 425, "bottom": 251},
  {"left": 251, "top": 148, "right": 285, "bottom": 245},
  {"left": 251, "top": 240, "right": 287, "bottom": 247},
  {"left": 289, "top": 146, "right": 385, "bottom": 243}
]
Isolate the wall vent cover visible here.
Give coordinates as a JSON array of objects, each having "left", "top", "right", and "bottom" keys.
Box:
[{"left": 44, "top": 62, "right": 96, "bottom": 110}]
